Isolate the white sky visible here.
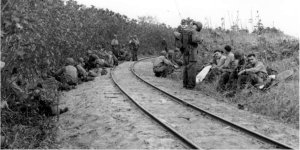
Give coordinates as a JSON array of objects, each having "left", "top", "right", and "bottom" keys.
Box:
[{"left": 75, "top": 0, "right": 299, "bottom": 37}]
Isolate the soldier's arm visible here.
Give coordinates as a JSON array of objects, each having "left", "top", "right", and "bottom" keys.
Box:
[
  {"left": 217, "top": 57, "right": 226, "bottom": 67},
  {"left": 55, "top": 67, "right": 65, "bottom": 75},
  {"left": 11, "top": 80, "right": 26, "bottom": 94},
  {"left": 220, "top": 58, "right": 230, "bottom": 68},
  {"left": 245, "top": 62, "right": 264, "bottom": 73},
  {"left": 163, "top": 57, "right": 175, "bottom": 67},
  {"left": 220, "top": 55, "right": 233, "bottom": 68}
]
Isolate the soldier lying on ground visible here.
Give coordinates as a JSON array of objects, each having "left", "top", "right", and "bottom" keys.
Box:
[
  {"left": 153, "top": 51, "right": 178, "bottom": 77},
  {"left": 205, "top": 49, "right": 227, "bottom": 82},
  {"left": 8, "top": 67, "right": 68, "bottom": 116},
  {"left": 54, "top": 58, "right": 78, "bottom": 88}
]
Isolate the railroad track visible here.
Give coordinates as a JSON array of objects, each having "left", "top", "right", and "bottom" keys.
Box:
[{"left": 110, "top": 58, "right": 294, "bottom": 149}]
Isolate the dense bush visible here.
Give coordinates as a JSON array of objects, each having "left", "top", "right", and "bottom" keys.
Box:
[{"left": 1, "top": 0, "right": 174, "bottom": 148}]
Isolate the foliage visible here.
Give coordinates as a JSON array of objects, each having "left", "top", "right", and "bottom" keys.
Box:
[
  {"left": 169, "top": 25, "right": 299, "bottom": 127},
  {"left": 1, "top": 0, "right": 175, "bottom": 148}
]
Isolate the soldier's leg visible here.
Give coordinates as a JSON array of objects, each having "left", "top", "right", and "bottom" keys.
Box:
[
  {"left": 136, "top": 50, "right": 138, "bottom": 61},
  {"left": 248, "top": 73, "right": 265, "bottom": 87},
  {"left": 182, "top": 55, "right": 189, "bottom": 88},
  {"left": 226, "top": 71, "right": 238, "bottom": 91},
  {"left": 206, "top": 68, "right": 218, "bottom": 82},
  {"left": 217, "top": 71, "right": 230, "bottom": 92},
  {"left": 134, "top": 50, "right": 138, "bottom": 61},
  {"left": 163, "top": 65, "right": 174, "bottom": 77},
  {"left": 186, "top": 62, "right": 197, "bottom": 89},
  {"left": 237, "top": 74, "right": 250, "bottom": 90}
]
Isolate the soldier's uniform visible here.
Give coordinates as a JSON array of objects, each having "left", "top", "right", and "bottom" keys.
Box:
[
  {"left": 129, "top": 36, "right": 139, "bottom": 61},
  {"left": 55, "top": 58, "right": 78, "bottom": 86},
  {"left": 111, "top": 35, "right": 120, "bottom": 58},
  {"left": 175, "top": 21, "right": 202, "bottom": 89},
  {"left": 153, "top": 51, "right": 176, "bottom": 77},
  {"left": 174, "top": 48, "right": 183, "bottom": 66}
]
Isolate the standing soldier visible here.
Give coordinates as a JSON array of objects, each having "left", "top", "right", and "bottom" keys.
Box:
[
  {"left": 174, "top": 20, "right": 203, "bottom": 89},
  {"left": 133, "top": 35, "right": 140, "bottom": 61},
  {"left": 111, "top": 34, "right": 120, "bottom": 58},
  {"left": 129, "top": 35, "right": 140, "bottom": 61},
  {"left": 161, "top": 38, "right": 168, "bottom": 52}
]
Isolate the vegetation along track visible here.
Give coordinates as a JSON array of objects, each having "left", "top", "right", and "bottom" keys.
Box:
[{"left": 111, "top": 59, "right": 294, "bottom": 149}]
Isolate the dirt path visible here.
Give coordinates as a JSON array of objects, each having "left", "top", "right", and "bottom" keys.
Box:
[
  {"left": 55, "top": 66, "right": 185, "bottom": 149},
  {"left": 134, "top": 58, "right": 299, "bottom": 149}
]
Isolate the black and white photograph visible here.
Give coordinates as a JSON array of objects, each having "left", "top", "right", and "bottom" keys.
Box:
[{"left": 1, "top": 0, "right": 299, "bottom": 149}]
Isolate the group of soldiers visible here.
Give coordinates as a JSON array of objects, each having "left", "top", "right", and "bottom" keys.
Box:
[
  {"left": 6, "top": 34, "right": 140, "bottom": 117},
  {"left": 111, "top": 34, "right": 140, "bottom": 61},
  {"left": 205, "top": 45, "right": 274, "bottom": 96},
  {"left": 153, "top": 19, "right": 274, "bottom": 95},
  {"left": 153, "top": 19, "right": 203, "bottom": 89}
]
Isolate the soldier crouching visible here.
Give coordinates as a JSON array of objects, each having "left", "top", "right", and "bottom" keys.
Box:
[{"left": 153, "top": 51, "right": 178, "bottom": 77}]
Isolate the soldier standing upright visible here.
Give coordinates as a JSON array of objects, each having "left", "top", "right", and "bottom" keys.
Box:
[
  {"left": 174, "top": 20, "right": 203, "bottom": 89},
  {"left": 129, "top": 35, "right": 140, "bottom": 61},
  {"left": 111, "top": 34, "right": 120, "bottom": 58},
  {"left": 161, "top": 38, "right": 168, "bottom": 52}
]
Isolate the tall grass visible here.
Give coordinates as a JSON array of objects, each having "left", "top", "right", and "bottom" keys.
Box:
[{"left": 169, "top": 29, "right": 299, "bottom": 128}]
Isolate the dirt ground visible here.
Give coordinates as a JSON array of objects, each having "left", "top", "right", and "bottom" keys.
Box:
[
  {"left": 133, "top": 59, "right": 299, "bottom": 149},
  {"left": 55, "top": 67, "right": 185, "bottom": 149}
]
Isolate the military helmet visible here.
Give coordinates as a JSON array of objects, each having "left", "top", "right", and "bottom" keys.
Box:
[
  {"left": 91, "top": 54, "right": 98, "bottom": 59},
  {"left": 66, "top": 58, "right": 75, "bottom": 65},
  {"left": 79, "top": 57, "right": 84, "bottom": 63},
  {"left": 160, "top": 50, "right": 167, "bottom": 56},
  {"left": 193, "top": 21, "right": 203, "bottom": 32},
  {"left": 87, "top": 50, "right": 93, "bottom": 55},
  {"left": 168, "top": 50, "right": 174, "bottom": 55}
]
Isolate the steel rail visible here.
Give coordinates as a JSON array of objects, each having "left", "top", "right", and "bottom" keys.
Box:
[
  {"left": 110, "top": 65, "right": 202, "bottom": 149},
  {"left": 131, "top": 57, "right": 294, "bottom": 150}
]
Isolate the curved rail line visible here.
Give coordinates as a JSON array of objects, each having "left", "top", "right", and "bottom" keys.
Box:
[
  {"left": 110, "top": 64, "right": 201, "bottom": 149},
  {"left": 130, "top": 57, "right": 294, "bottom": 150}
]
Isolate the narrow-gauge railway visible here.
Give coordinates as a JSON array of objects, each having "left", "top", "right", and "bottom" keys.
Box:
[{"left": 111, "top": 59, "right": 294, "bottom": 149}]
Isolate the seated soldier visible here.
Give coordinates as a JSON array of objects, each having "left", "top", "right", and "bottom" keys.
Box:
[
  {"left": 174, "top": 48, "right": 183, "bottom": 66},
  {"left": 55, "top": 58, "right": 78, "bottom": 86},
  {"left": 8, "top": 67, "right": 29, "bottom": 103},
  {"left": 119, "top": 45, "right": 132, "bottom": 61},
  {"left": 106, "top": 51, "right": 118, "bottom": 67},
  {"left": 237, "top": 53, "right": 268, "bottom": 89},
  {"left": 96, "top": 45, "right": 107, "bottom": 59},
  {"left": 216, "top": 45, "right": 236, "bottom": 93},
  {"left": 36, "top": 74, "right": 69, "bottom": 116},
  {"left": 167, "top": 50, "right": 176, "bottom": 64},
  {"left": 85, "top": 52, "right": 101, "bottom": 71},
  {"left": 8, "top": 68, "right": 68, "bottom": 116},
  {"left": 119, "top": 44, "right": 126, "bottom": 57},
  {"left": 219, "top": 51, "right": 247, "bottom": 97},
  {"left": 205, "top": 49, "right": 227, "bottom": 82},
  {"left": 76, "top": 58, "right": 95, "bottom": 82},
  {"left": 153, "top": 51, "right": 178, "bottom": 77}
]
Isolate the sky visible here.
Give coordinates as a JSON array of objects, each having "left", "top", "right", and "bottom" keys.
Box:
[{"left": 75, "top": 0, "right": 299, "bottom": 37}]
